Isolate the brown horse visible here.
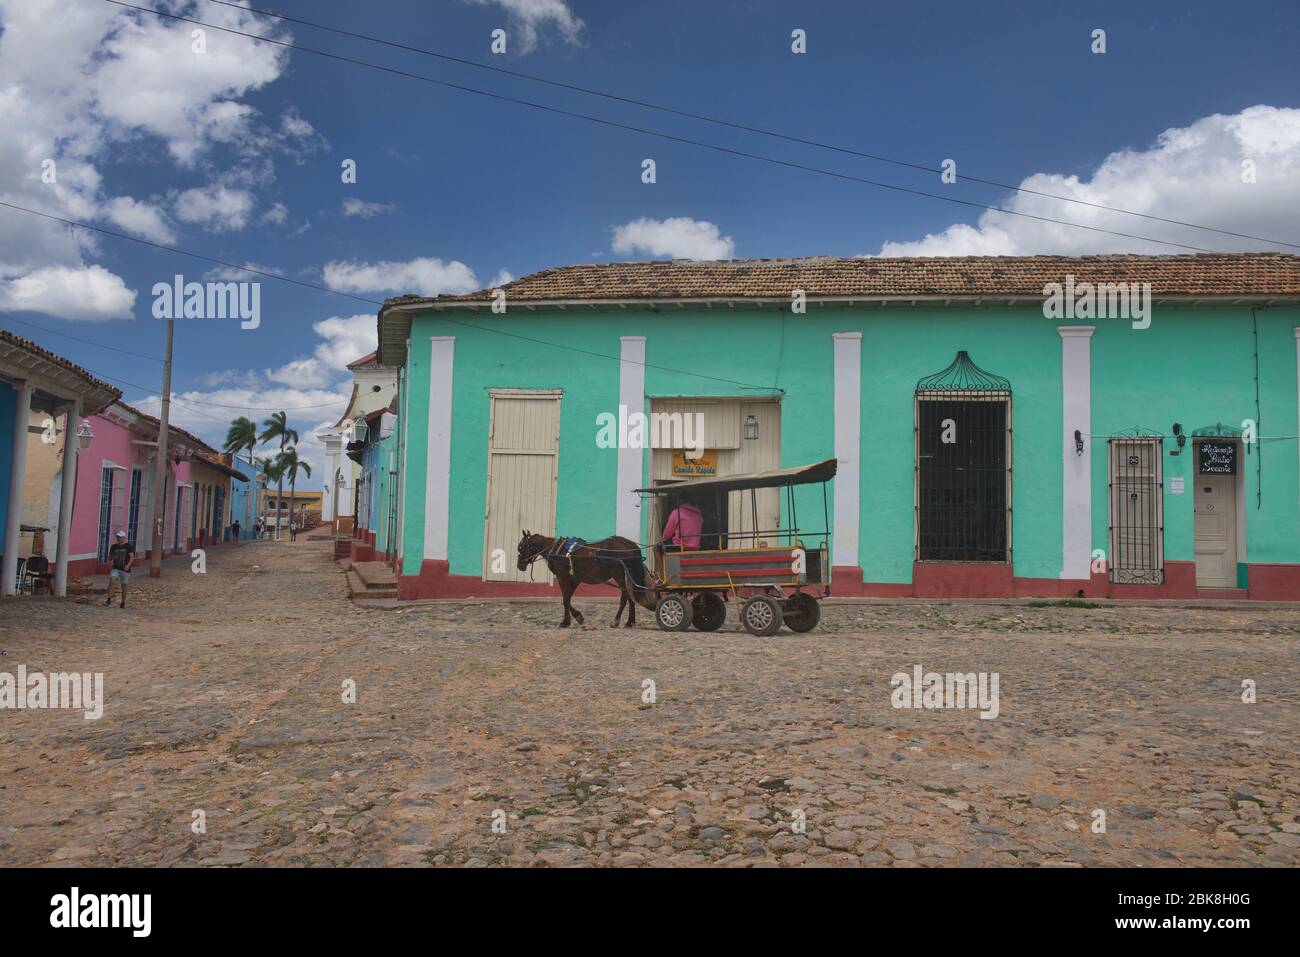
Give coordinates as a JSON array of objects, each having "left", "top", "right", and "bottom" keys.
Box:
[{"left": 516, "top": 531, "right": 656, "bottom": 628}]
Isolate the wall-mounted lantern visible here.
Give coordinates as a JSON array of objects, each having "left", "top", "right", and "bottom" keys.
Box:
[
  {"left": 351, "top": 417, "right": 369, "bottom": 443},
  {"left": 75, "top": 420, "right": 95, "bottom": 450},
  {"left": 1073, "top": 430, "right": 1085, "bottom": 456},
  {"left": 1171, "top": 422, "right": 1186, "bottom": 455},
  {"left": 743, "top": 414, "right": 759, "bottom": 441}
]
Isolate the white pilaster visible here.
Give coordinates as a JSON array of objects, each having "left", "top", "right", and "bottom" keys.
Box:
[
  {"left": 2, "top": 381, "right": 33, "bottom": 595},
  {"left": 54, "top": 400, "right": 81, "bottom": 596},
  {"left": 616, "top": 336, "right": 646, "bottom": 541},
  {"left": 832, "top": 333, "right": 861, "bottom": 568},
  {"left": 424, "top": 336, "right": 455, "bottom": 562},
  {"left": 1059, "top": 326, "right": 1095, "bottom": 581}
]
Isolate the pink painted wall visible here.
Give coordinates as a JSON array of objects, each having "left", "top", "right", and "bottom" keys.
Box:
[{"left": 66, "top": 412, "right": 195, "bottom": 574}]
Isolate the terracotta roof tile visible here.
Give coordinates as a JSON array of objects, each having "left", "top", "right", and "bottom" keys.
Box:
[
  {"left": 0, "top": 328, "right": 122, "bottom": 405},
  {"left": 386, "top": 253, "right": 1300, "bottom": 305}
]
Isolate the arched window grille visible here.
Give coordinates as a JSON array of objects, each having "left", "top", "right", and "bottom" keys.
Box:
[{"left": 914, "top": 351, "right": 1013, "bottom": 563}]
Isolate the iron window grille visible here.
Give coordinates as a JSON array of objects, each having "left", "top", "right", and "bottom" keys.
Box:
[
  {"left": 914, "top": 351, "right": 1013, "bottom": 563},
  {"left": 1107, "top": 429, "right": 1165, "bottom": 585}
]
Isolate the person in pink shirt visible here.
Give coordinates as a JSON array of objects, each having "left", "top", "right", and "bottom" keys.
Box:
[{"left": 661, "top": 499, "right": 703, "bottom": 550}]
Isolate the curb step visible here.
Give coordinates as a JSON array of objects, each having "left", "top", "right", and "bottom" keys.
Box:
[{"left": 345, "top": 568, "right": 397, "bottom": 599}]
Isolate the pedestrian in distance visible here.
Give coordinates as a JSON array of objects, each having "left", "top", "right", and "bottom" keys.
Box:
[{"left": 104, "top": 530, "right": 133, "bottom": 609}]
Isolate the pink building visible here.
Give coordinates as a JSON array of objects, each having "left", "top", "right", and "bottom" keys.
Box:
[{"left": 63, "top": 402, "right": 235, "bottom": 577}]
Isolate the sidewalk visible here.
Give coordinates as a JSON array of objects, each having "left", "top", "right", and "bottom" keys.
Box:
[{"left": 83, "top": 545, "right": 245, "bottom": 594}]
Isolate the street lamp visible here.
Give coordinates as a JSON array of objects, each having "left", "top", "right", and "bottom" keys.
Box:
[
  {"left": 76, "top": 420, "right": 95, "bottom": 450},
  {"left": 351, "top": 417, "right": 369, "bottom": 443}
]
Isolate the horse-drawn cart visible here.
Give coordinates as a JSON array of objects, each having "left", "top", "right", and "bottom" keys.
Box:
[{"left": 636, "top": 458, "right": 836, "bottom": 635}]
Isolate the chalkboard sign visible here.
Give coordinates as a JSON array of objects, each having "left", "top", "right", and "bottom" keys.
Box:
[{"left": 1198, "top": 442, "right": 1237, "bottom": 475}]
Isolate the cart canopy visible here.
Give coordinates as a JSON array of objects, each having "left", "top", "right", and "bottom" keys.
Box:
[{"left": 634, "top": 458, "right": 837, "bottom": 495}]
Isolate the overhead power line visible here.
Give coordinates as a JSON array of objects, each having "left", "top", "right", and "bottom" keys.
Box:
[
  {"left": 0, "top": 311, "right": 164, "bottom": 362},
  {"left": 196, "top": 0, "right": 1300, "bottom": 252},
  {"left": 0, "top": 199, "right": 786, "bottom": 392},
  {"left": 104, "top": 0, "right": 1241, "bottom": 254}
]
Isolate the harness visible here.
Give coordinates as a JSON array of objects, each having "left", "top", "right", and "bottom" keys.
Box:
[
  {"left": 546, "top": 536, "right": 586, "bottom": 576},
  {"left": 521, "top": 536, "right": 587, "bottom": 577}
]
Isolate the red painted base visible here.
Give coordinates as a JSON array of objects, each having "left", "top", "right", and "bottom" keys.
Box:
[
  {"left": 349, "top": 539, "right": 375, "bottom": 563},
  {"left": 825, "top": 560, "right": 1300, "bottom": 601}
]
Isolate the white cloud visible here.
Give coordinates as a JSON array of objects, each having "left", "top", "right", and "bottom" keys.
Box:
[
  {"left": 201, "top": 261, "right": 285, "bottom": 282},
  {"left": 101, "top": 196, "right": 176, "bottom": 244},
  {"left": 0, "top": 0, "right": 304, "bottom": 318},
  {"left": 175, "top": 185, "right": 256, "bottom": 231},
  {"left": 322, "top": 257, "right": 479, "bottom": 296},
  {"left": 488, "top": 268, "right": 514, "bottom": 287},
  {"left": 341, "top": 198, "right": 396, "bottom": 219},
  {"left": 611, "top": 216, "right": 735, "bottom": 260},
  {"left": 875, "top": 105, "right": 1300, "bottom": 257},
  {"left": 261, "top": 201, "right": 288, "bottom": 225},
  {"left": 0, "top": 264, "right": 135, "bottom": 320},
  {"left": 265, "top": 314, "right": 377, "bottom": 390},
  {"left": 130, "top": 389, "right": 348, "bottom": 481},
  {"left": 466, "top": 0, "right": 584, "bottom": 53}
]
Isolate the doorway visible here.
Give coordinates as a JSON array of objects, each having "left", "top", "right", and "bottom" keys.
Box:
[
  {"left": 647, "top": 397, "right": 781, "bottom": 549},
  {"left": 1196, "top": 442, "right": 1237, "bottom": 590},
  {"left": 483, "top": 389, "right": 561, "bottom": 582},
  {"left": 1193, "top": 443, "right": 1239, "bottom": 588}
]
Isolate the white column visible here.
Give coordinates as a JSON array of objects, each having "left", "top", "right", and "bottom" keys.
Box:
[
  {"left": 1059, "top": 326, "right": 1095, "bottom": 580},
  {"left": 424, "top": 336, "right": 455, "bottom": 562},
  {"left": 616, "top": 336, "right": 646, "bottom": 541},
  {"left": 832, "top": 333, "right": 861, "bottom": 568},
  {"left": 2, "top": 381, "right": 34, "bottom": 595},
  {"left": 53, "top": 400, "right": 81, "bottom": 596}
]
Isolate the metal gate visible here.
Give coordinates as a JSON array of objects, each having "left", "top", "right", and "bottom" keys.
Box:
[
  {"left": 1107, "top": 434, "right": 1164, "bottom": 584},
  {"left": 914, "top": 352, "right": 1014, "bottom": 563}
]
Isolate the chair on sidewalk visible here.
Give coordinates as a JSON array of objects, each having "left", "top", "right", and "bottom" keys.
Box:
[{"left": 23, "top": 555, "right": 54, "bottom": 595}]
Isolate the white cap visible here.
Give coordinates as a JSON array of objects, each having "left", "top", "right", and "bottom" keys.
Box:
[{"left": 115, "top": 530, "right": 127, "bottom": 538}]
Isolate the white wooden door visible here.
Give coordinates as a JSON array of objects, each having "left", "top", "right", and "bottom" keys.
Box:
[
  {"left": 483, "top": 391, "right": 561, "bottom": 582},
  {"left": 1194, "top": 471, "right": 1237, "bottom": 587}
]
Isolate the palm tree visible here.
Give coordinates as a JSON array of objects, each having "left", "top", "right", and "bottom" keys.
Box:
[
  {"left": 276, "top": 446, "right": 312, "bottom": 539},
  {"left": 224, "top": 416, "right": 259, "bottom": 537},
  {"left": 259, "top": 412, "right": 298, "bottom": 540},
  {"left": 223, "top": 415, "right": 258, "bottom": 464}
]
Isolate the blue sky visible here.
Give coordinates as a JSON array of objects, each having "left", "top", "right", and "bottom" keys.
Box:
[{"left": 1, "top": 0, "right": 1297, "bottom": 471}]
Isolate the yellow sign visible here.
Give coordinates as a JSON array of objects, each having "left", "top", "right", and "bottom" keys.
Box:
[{"left": 672, "top": 449, "right": 717, "bottom": 477}]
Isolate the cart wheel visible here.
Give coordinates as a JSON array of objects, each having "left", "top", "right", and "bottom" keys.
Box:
[
  {"left": 782, "top": 593, "right": 821, "bottom": 632},
  {"left": 691, "top": 593, "right": 726, "bottom": 631},
  {"left": 656, "top": 595, "right": 692, "bottom": 631},
  {"left": 741, "top": 596, "right": 782, "bottom": 636}
]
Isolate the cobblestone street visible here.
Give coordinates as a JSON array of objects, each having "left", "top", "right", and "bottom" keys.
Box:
[{"left": 1, "top": 540, "right": 1297, "bottom": 868}]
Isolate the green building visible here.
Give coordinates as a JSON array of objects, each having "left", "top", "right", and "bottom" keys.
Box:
[{"left": 375, "top": 254, "right": 1300, "bottom": 601}]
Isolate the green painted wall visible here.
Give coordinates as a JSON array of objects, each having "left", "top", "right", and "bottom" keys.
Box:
[
  {"left": 399, "top": 304, "right": 1300, "bottom": 582},
  {"left": 1090, "top": 307, "right": 1300, "bottom": 565}
]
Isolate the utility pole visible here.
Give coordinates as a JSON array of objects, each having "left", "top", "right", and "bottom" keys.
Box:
[{"left": 150, "top": 319, "right": 174, "bottom": 578}]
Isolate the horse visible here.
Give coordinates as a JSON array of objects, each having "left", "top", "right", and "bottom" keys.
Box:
[{"left": 516, "top": 531, "right": 657, "bottom": 628}]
